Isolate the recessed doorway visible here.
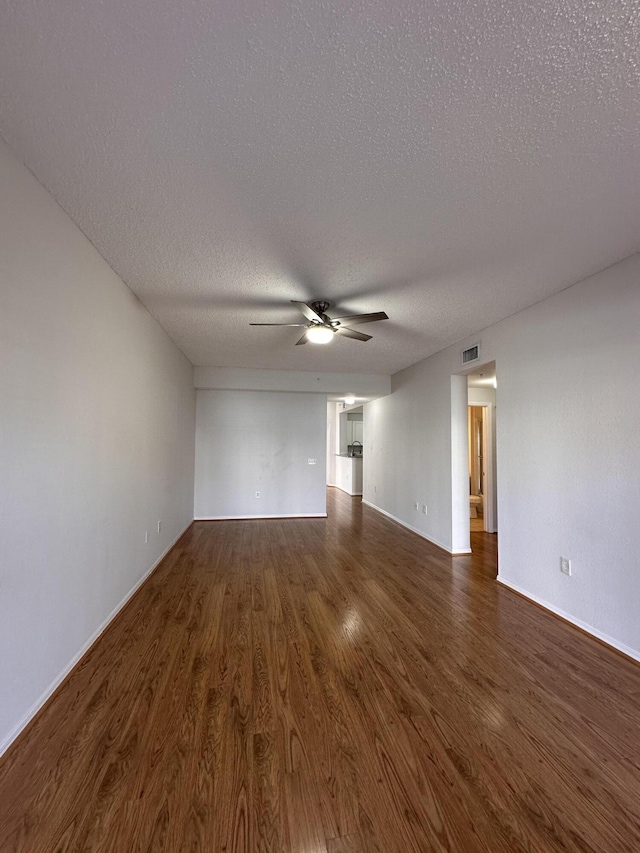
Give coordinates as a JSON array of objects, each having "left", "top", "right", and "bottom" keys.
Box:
[
  {"left": 466, "top": 363, "right": 497, "bottom": 535},
  {"left": 469, "top": 405, "right": 485, "bottom": 531}
]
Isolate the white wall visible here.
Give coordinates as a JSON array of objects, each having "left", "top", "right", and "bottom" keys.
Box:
[
  {"left": 195, "top": 366, "right": 391, "bottom": 398},
  {"left": 0, "top": 142, "right": 196, "bottom": 752},
  {"left": 365, "top": 254, "right": 640, "bottom": 659},
  {"left": 364, "top": 346, "right": 460, "bottom": 553},
  {"left": 451, "top": 375, "right": 471, "bottom": 553},
  {"left": 194, "top": 390, "right": 327, "bottom": 518},
  {"left": 468, "top": 386, "right": 496, "bottom": 405}
]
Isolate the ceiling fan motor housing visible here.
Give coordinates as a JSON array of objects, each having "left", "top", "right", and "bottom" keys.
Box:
[{"left": 310, "top": 300, "right": 332, "bottom": 323}]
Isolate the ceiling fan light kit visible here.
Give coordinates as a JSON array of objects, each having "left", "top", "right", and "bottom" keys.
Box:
[
  {"left": 306, "top": 325, "right": 334, "bottom": 344},
  {"left": 250, "top": 300, "right": 388, "bottom": 346}
]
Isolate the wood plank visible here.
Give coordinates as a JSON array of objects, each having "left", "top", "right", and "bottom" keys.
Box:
[{"left": 1, "top": 490, "right": 640, "bottom": 851}]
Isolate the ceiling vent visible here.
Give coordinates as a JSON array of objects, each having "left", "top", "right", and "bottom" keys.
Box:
[{"left": 462, "top": 344, "right": 480, "bottom": 365}]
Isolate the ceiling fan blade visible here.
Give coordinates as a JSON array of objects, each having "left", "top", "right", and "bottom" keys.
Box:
[
  {"left": 249, "top": 323, "right": 307, "bottom": 326},
  {"left": 334, "top": 326, "right": 372, "bottom": 342},
  {"left": 331, "top": 311, "right": 389, "bottom": 325},
  {"left": 295, "top": 331, "right": 309, "bottom": 346},
  {"left": 291, "top": 300, "right": 324, "bottom": 324}
]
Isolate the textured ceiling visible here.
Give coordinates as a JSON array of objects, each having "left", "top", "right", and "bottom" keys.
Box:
[{"left": 1, "top": 0, "right": 639, "bottom": 373}]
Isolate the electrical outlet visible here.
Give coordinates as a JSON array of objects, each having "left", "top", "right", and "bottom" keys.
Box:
[
  {"left": 374, "top": 485, "right": 377, "bottom": 492},
  {"left": 560, "top": 557, "right": 571, "bottom": 576},
  {"left": 414, "top": 501, "right": 419, "bottom": 510},
  {"left": 157, "top": 520, "right": 161, "bottom": 533},
  {"left": 255, "top": 491, "right": 261, "bottom": 498},
  {"left": 422, "top": 504, "right": 428, "bottom": 515},
  {"left": 308, "top": 458, "right": 317, "bottom": 465},
  {"left": 144, "top": 531, "right": 149, "bottom": 544}
]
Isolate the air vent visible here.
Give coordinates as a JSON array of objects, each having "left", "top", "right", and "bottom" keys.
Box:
[{"left": 462, "top": 344, "right": 480, "bottom": 364}]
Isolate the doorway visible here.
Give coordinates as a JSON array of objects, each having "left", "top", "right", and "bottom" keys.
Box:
[
  {"left": 466, "top": 364, "right": 497, "bottom": 535},
  {"left": 450, "top": 363, "right": 497, "bottom": 563},
  {"left": 469, "top": 405, "right": 485, "bottom": 531},
  {"left": 327, "top": 402, "right": 364, "bottom": 498}
]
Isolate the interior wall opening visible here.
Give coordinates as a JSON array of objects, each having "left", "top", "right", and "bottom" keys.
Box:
[
  {"left": 466, "top": 362, "right": 498, "bottom": 538},
  {"left": 469, "top": 405, "right": 485, "bottom": 532}
]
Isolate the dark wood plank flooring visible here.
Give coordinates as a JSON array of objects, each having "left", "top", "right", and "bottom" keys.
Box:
[{"left": 1, "top": 488, "right": 640, "bottom": 851}]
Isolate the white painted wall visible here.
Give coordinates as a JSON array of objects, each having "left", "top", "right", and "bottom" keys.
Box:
[
  {"left": 194, "top": 390, "right": 327, "bottom": 518},
  {"left": 451, "top": 375, "right": 471, "bottom": 553},
  {"left": 468, "top": 386, "right": 496, "bottom": 405},
  {"left": 364, "top": 346, "right": 460, "bottom": 554},
  {"left": 0, "top": 141, "right": 196, "bottom": 753},
  {"left": 194, "top": 366, "right": 391, "bottom": 398},
  {"left": 365, "top": 254, "right": 640, "bottom": 659}
]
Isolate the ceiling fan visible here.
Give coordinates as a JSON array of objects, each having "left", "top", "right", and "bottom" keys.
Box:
[{"left": 250, "top": 300, "right": 389, "bottom": 345}]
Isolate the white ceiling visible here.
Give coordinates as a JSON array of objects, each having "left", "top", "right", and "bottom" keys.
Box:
[{"left": 1, "top": 0, "right": 639, "bottom": 374}]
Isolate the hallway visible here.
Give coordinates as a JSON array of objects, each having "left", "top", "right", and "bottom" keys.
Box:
[{"left": 1, "top": 489, "right": 639, "bottom": 851}]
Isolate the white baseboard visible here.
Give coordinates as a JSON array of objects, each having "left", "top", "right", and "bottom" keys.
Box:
[
  {"left": 0, "top": 519, "right": 194, "bottom": 758},
  {"left": 497, "top": 576, "right": 640, "bottom": 664},
  {"left": 362, "top": 500, "right": 471, "bottom": 555},
  {"left": 195, "top": 513, "right": 327, "bottom": 521}
]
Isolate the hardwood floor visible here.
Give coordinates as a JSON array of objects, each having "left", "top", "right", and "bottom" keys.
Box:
[
  {"left": 470, "top": 514, "right": 485, "bottom": 532},
  {"left": 1, "top": 488, "right": 640, "bottom": 851}
]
